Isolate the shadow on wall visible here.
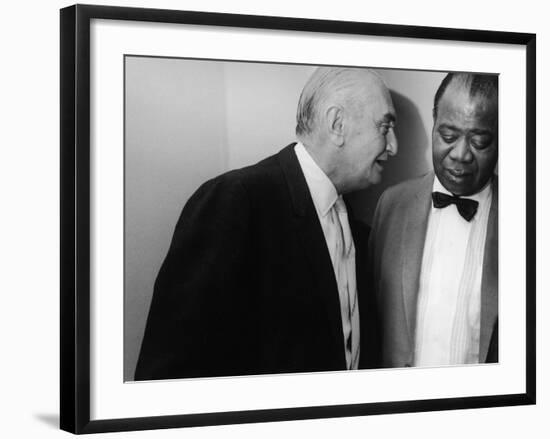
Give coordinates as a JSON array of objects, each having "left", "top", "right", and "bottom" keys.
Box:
[{"left": 348, "top": 90, "right": 432, "bottom": 226}]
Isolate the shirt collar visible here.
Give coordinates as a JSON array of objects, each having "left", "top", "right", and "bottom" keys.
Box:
[{"left": 294, "top": 142, "right": 338, "bottom": 217}]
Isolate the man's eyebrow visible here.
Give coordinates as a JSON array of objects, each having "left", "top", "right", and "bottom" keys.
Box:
[
  {"left": 470, "top": 128, "right": 494, "bottom": 136},
  {"left": 437, "top": 124, "right": 493, "bottom": 136},
  {"left": 437, "top": 123, "right": 460, "bottom": 131}
]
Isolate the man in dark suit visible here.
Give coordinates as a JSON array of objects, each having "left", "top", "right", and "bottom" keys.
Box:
[
  {"left": 369, "top": 73, "right": 498, "bottom": 368},
  {"left": 134, "top": 67, "right": 398, "bottom": 380}
]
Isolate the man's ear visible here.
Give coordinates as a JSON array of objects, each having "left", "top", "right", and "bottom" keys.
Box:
[{"left": 326, "top": 105, "right": 345, "bottom": 147}]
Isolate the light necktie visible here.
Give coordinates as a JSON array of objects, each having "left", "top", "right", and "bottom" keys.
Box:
[{"left": 332, "top": 197, "right": 360, "bottom": 369}]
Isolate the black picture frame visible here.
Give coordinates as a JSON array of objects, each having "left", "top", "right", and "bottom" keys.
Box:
[{"left": 60, "top": 3, "right": 536, "bottom": 434}]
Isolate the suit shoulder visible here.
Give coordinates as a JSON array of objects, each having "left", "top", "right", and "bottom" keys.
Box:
[
  {"left": 193, "top": 150, "right": 278, "bottom": 191},
  {"left": 192, "top": 169, "right": 246, "bottom": 201},
  {"left": 180, "top": 168, "right": 254, "bottom": 223},
  {"left": 228, "top": 152, "right": 286, "bottom": 194},
  {"left": 185, "top": 152, "right": 282, "bottom": 212},
  {"left": 379, "top": 173, "right": 432, "bottom": 206}
]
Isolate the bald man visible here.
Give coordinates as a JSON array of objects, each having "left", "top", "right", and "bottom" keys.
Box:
[{"left": 135, "top": 67, "right": 398, "bottom": 380}]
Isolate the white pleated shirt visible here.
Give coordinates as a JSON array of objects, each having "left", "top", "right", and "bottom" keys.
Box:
[{"left": 414, "top": 176, "right": 493, "bottom": 366}]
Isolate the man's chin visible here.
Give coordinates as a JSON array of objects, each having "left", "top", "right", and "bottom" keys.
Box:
[
  {"left": 365, "top": 174, "right": 382, "bottom": 188},
  {"left": 439, "top": 176, "right": 475, "bottom": 197}
]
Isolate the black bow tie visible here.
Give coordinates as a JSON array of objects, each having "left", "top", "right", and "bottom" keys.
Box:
[{"left": 432, "top": 191, "right": 479, "bottom": 221}]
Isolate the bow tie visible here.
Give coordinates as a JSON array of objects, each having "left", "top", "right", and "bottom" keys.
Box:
[{"left": 432, "top": 191, "right": 479, "bottom": 221}]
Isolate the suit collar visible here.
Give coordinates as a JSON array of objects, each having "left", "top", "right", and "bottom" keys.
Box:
[
  {"left": 401, "top": 173, "right": 434, "bottom": 346},
  {"left": 294, "top": 142, "right": 339, "bottom": 217},
  {"left": 479, "top": 176, "right": 498, "bottom": 361},
  {"left": 277, "top": 143, "right": 347, "bottom": 368},
  {"left": 276, "top": 143, "right": 311, "bottom": 217}
]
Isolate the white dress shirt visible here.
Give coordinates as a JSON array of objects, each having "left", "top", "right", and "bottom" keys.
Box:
[
  {"left": 414, "top": 176, "right": 493, "bottom": 366},
  {"left": 294, "top": 143, "right": 360, "bottom": 369}
]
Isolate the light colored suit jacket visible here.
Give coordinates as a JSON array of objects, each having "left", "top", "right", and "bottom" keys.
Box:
[{"left": 369, "top": 173, "right": 498, "bottom": 367}]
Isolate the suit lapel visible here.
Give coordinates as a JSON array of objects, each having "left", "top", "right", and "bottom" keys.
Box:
[
  {"left": 479, "top": 177, "right": 498, "bottom": 362},
  {"left": 277, "top": 144, "right": 347, "bottom": 368},
  {"left": 344, "top": 201, "right": 365, "bottom": 315},
  {"left": 347, "top": 213, "right": 366, "bottom": 331},
  {"left": 400, "top": 174, "right": 433, "bottom": 348},
  {"left": 346, "top": 205, "right": 374, "bottom": 367}
]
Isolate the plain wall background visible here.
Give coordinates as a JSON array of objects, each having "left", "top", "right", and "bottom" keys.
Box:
[
  {"left": 124, "top": 57, "right": 444, "bottom": 380},
  {"left": 1, "top": 0, "right": 547, "bottom": 438}
]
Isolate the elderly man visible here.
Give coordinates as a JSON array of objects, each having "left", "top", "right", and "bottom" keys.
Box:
[
  {"left": 135, "top": 67, "right": 397, "bottom": 380},
  {"left": 369, "top": 72, "right": 498, "bottom": 368}
]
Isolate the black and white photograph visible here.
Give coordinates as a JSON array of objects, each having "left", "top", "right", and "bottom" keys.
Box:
[
  {"left": 55, "top": 3, "right": 537, "bottom": 435},
  {"left": 4, "top": 0, "right": 549, "bottom": 436},
  {"left": 124, "top": 59, "right": 499, "bottom": 382}
]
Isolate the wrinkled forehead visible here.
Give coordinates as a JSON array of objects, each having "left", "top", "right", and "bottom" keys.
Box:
[
  {"left": 438, "top": 83, "right": 497, "bottom": 125},
  {"left": 316, "top": 69, "right": 390, "bottom": 110},
  {"left": 360, "top": 73, "right": 391, "bottom": 99},
  {"left": 366, "top": 86, "right": 396, "bottom": 121}
]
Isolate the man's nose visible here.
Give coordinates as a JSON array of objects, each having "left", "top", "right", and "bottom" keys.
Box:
[
  {"left": 449, "top": 138, "right": 473, "bottom": 162},
  {"left": 386, "top": 128, "right": 398, "bottom": 157}
]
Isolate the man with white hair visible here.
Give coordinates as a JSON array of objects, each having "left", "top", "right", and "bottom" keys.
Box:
[{"left": 135, "top": 67, "right": 398, "bottom": 380}]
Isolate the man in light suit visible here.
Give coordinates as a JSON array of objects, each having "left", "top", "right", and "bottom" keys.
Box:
[
  {"left": 369, "top": 73, "right": 498, "bottom": 367},
  {"left": 135, "top": 67, "right": 398, "bottom": 380}
]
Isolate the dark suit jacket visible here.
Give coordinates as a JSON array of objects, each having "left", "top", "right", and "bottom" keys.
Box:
[
  {"left": 134, "top": 144, "right": 377, "bottom": 380},
  {"left": 368, "top": 173, "right": 498, "bottom": 367}
]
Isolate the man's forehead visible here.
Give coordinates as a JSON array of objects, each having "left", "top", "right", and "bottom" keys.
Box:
[
  {"left": 366, "top": 85, "right": 394, "bottom": 110},
  {"left": 375, "top": 96, "right": 397, "bottom": 122},
  {"left": 438, "top": 85, "right": 497, "bottom": 122},
  {"left": 441, "top": 82, "right": 497, "bottom": 108}
]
